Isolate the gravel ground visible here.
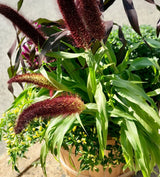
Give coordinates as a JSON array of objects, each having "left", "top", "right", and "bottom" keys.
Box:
[{"left": 0, "top": 0, "right": 160, "bottom": 176}]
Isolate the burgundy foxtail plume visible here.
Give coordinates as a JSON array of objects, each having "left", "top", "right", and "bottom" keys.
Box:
[
  {"left": 57, "top": 0, "right": 91, "bottom": 48},
  {"left": 79, "top": 0, "right": 105, "bottom": 40},
  {"left": 8, "top": 73, "right": 56, "bottom": 90},
  {"left": 0, "top": 4, "right": 46, "bottom": 47},
  {"left": 14, "top": 95, "right": 85, "bottom": 134}
]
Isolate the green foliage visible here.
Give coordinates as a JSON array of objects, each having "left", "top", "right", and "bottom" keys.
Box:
[{"left": 109, "top": 25, "right": 160, "bottom": 60}]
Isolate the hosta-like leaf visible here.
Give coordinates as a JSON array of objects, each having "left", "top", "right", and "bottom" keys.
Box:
[{"left": 122, "top": 0, "right": 141, "bottom": 36}]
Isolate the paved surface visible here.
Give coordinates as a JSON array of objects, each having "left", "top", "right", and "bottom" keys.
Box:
[{"left": 0, "top": 0, "right": 160, "bottom": 176}]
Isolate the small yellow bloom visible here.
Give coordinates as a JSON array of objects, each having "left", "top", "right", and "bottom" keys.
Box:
[
  {"left": 82, "top": 141, "right": 87, "bottom": 145},
  {"left": 39, "top": 126, "right": 43, "bottom": 131},
  {"left": 21, "top": 141, "right": 26, "bottom": 145},
  {"left": 19, "top": 105, "right": 23, "bottom": 109},
  {"left": 27, "top": 136, "right": 32, "bottom": 141},
  {"left": 9, "top": 127, "right": 14, "bottom": 131},
  {"left": 33, "top": 135, "right": 37, "bottom": 138},
  {"left": 10, "top": 133, "right": 15, "bottom": 137},
  {"left": 36, "top": 131, "right": 39, "bottom": 137},
  {"left": 81, "top": 138, "right": 87, "bottom": 144},
  {"left": 81, "top": 138, "right": 85, "bottom": 141},
  {"left": 92, "top": 158, "right": 95, "bottom": 163},
  {"left": 28, "top": 93, "right": 32, "bottom": 98},
  {"left": 6, "top": 140, "right": 11, "bottom": 144},
  {"left": 8, "top": 123, "right": 12, "bottom": 127},
  {"left": 72, "top": 126, "right": 77, "bottom": 132}
]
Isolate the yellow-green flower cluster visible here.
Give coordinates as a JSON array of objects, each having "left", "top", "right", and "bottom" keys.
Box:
[{"left": 0, "top": 88, "right": 51, "bottom": 170}]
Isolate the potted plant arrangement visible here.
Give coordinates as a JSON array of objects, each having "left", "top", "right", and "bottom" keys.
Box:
[{"left": 1, "top": 0, "right": 160, "bottom": 177}]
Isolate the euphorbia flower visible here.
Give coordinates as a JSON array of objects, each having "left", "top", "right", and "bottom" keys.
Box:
[
  {"left": 14, "top": 95, "right": 85, "bottom": 134},
  {"left": 8, "top": 73, "right": 56, "bottom": 90},
  {"left": 0, "top": 4, "right": 46, "bottom": 47},
  {"left": 57, "top": 0, "right": 91, "bottom": 48}
]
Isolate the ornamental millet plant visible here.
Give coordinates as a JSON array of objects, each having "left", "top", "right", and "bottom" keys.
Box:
[
  {"left": 6, "top": 0, "right": 106, "bottom": 134},
  {"left": 2, "top": 0, "right": 107, "bottom": 134},
  {"left": 1, "top": 1, "right": 160, "bottom": 177}
]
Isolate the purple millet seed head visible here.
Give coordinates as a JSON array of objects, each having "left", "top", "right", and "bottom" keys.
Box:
[
  {"left": 78, "top": 0, "right": 105, "bottom": 40},
  {"left": 0, "top": 4, "right": 46, "bottom": 47},
  {"left": 8, "top": 73, "right": 56, "bottom": 90},
  {"left": 57, "top": 0, "right": 91, "bottom": 48},
  {"left": 14, "top": 95, "right": 85, "bottom": 134}
]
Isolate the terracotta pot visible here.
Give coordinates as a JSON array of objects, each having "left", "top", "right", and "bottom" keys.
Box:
[{"left": 60, "top": 139, "right": 135, "bottom": 177}]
